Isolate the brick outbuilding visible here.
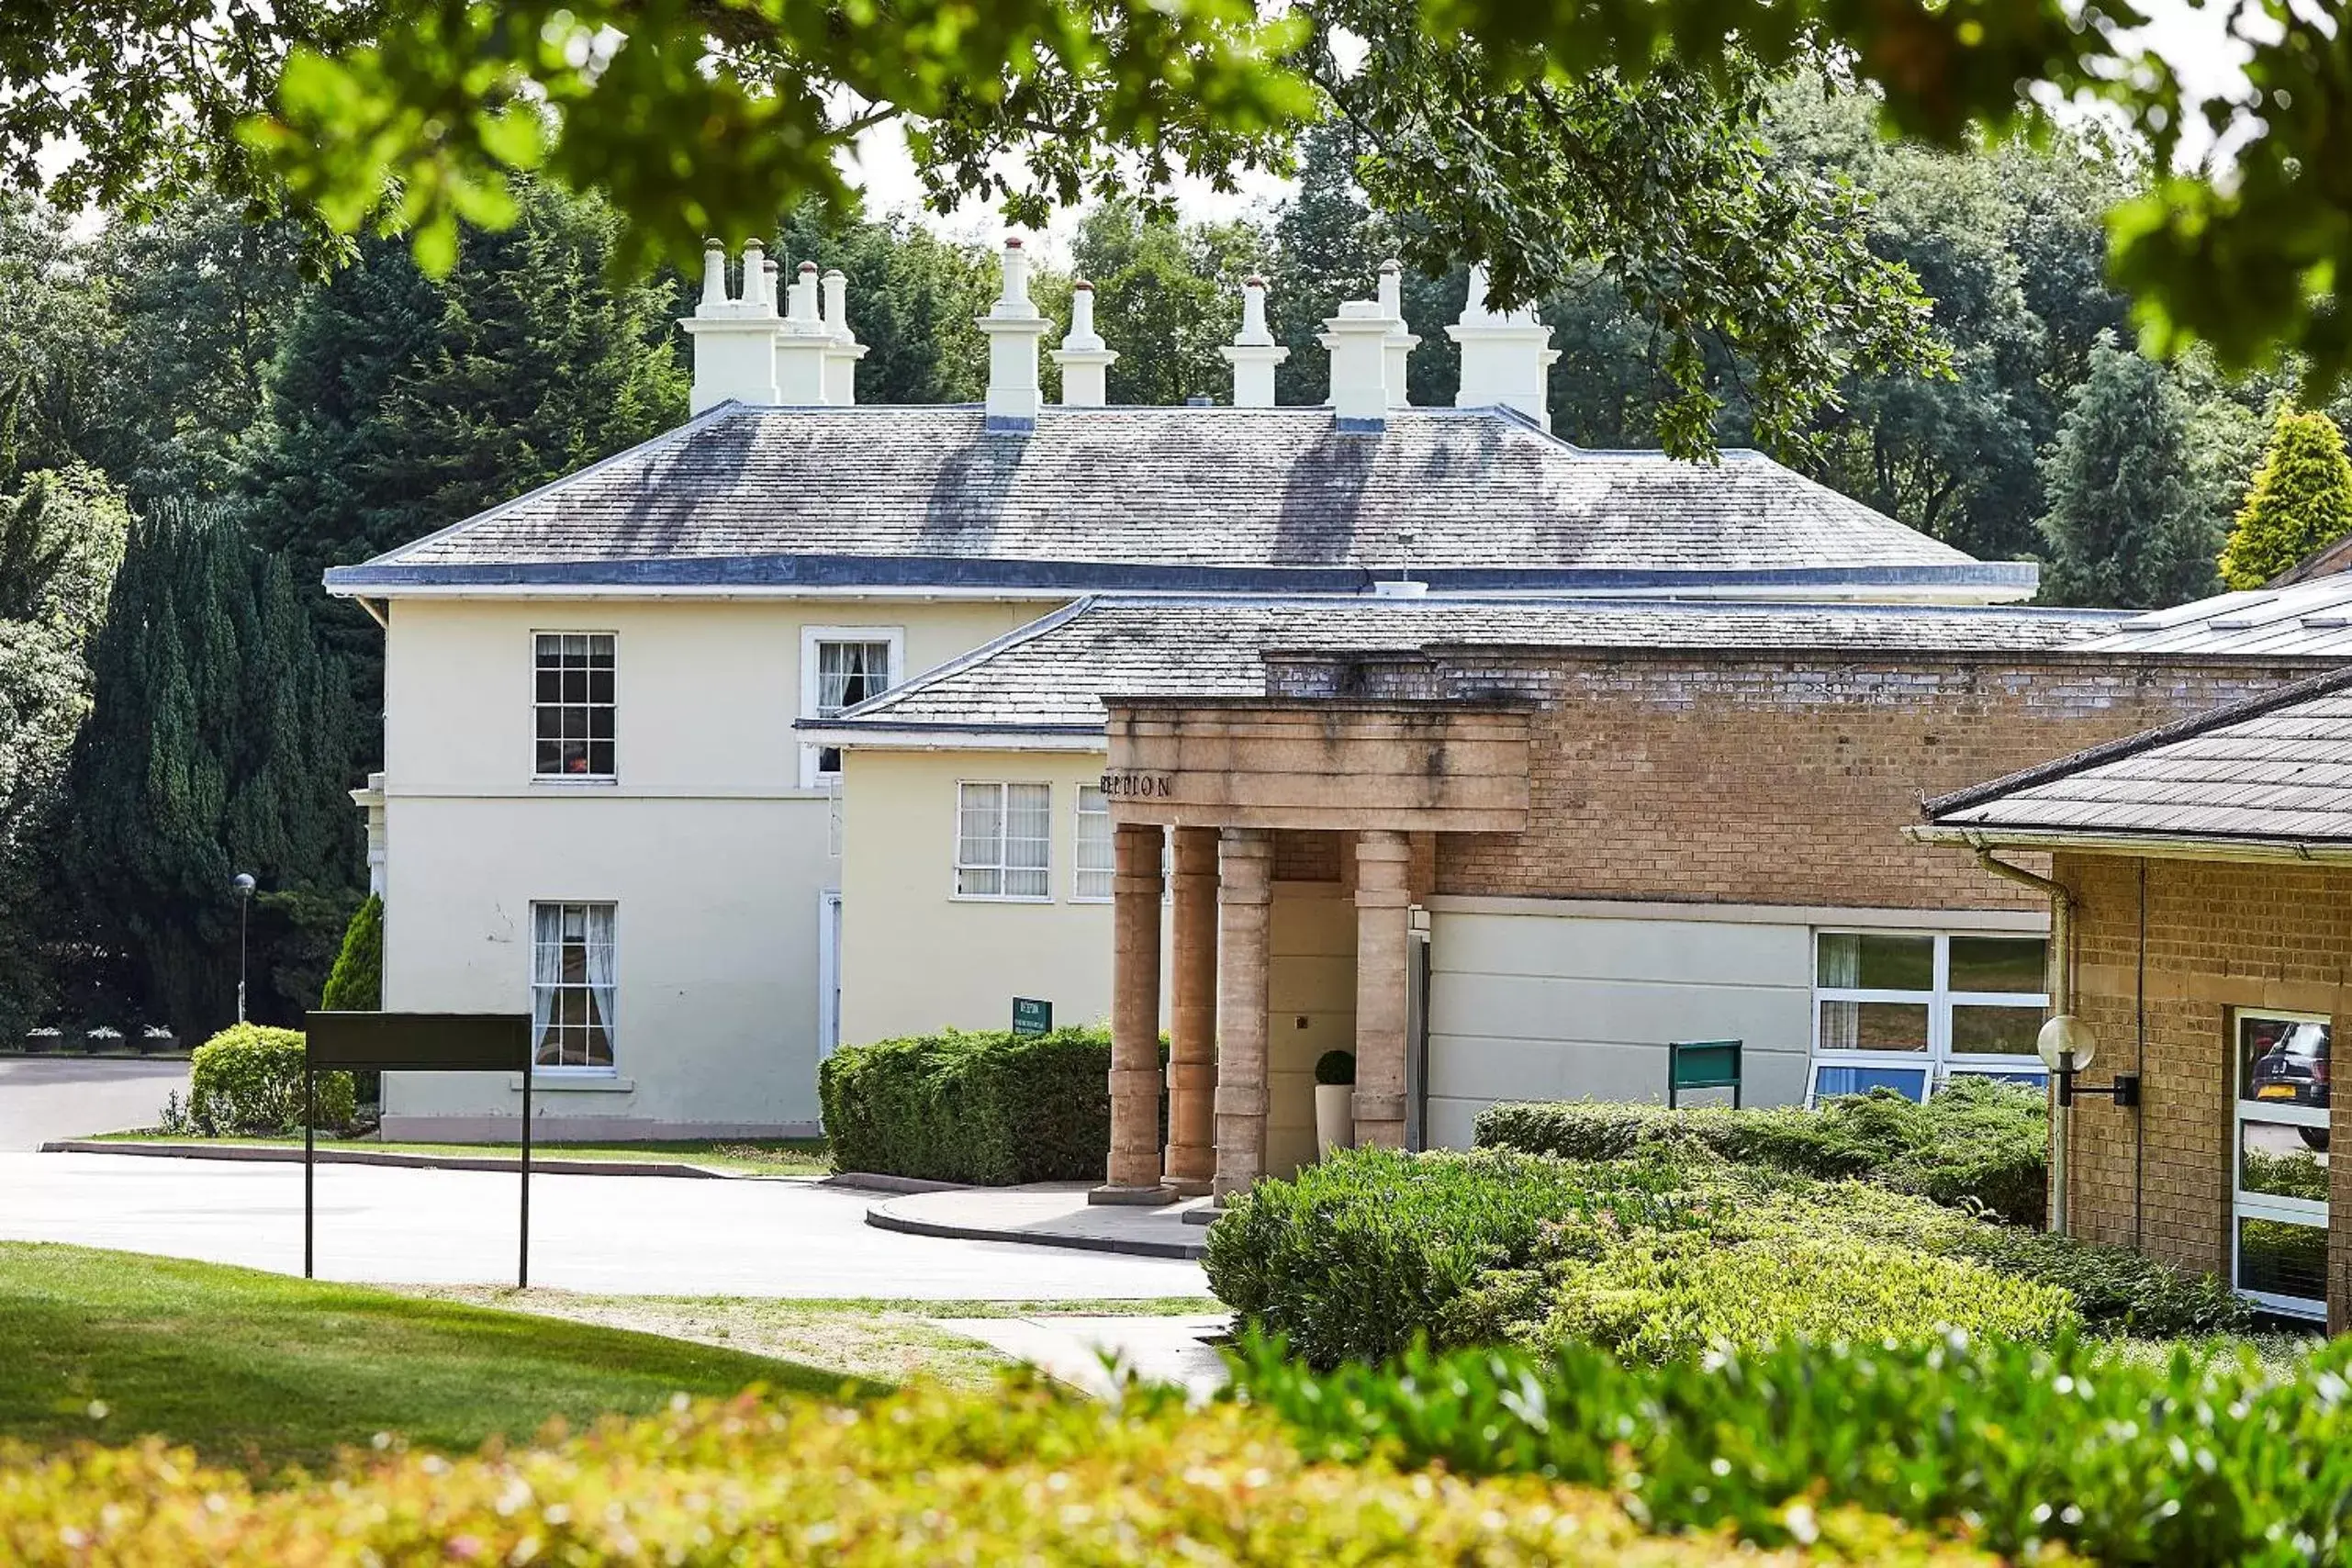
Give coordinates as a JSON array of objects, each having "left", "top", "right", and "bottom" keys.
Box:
[{"left": 1921, "top": 659, "right": 2352, "bottom": 1327}]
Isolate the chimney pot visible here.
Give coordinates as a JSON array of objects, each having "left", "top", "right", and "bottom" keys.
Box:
[
  {"left": 1051, "top": 276, "right": 1116, "bottom": 408},
  {"left": 820, "top": 267, "right": 866, "bottom": 406},
  {"left": 774, "top": 256, "right": 834, "bottom": 404},
  {"left": 1220, "top": 274, "right": 1288, "bottom": 408},
  {"left": 1320, "top": 297, "right": 1393, "bottom": 428},
  {"left": 979, "top": 236, "right": 1050, "bottom": 425},
  {"left": 1374, "top": 260, "right": 1417, "bottom": 409},
  {"left": 680, "top": 240, "right": 781, "bottom": 412},
  {"left": 1447, "top": 263, "right": 1559, "bottom": 431}
]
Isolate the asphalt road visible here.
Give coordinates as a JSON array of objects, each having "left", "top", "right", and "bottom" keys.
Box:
[
  {"left": 0, "top": 1153, "right": 1211, "bottom": 1299},
  {"left": 0, "top": 1058, "right": 188, "bottom": 1150}
]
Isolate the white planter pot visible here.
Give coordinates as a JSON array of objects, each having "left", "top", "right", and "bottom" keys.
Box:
[{"left": 1315, "top": 1083, "right": 1356, "bottom": 1157}]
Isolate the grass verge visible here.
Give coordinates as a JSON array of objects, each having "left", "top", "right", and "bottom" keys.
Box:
[
  {"left": 0, "top": 1242, "right": 874, "bottom": 1471},
  {"left": 88, "top": 1131, "right": 833, "bottom": 1177},
  {"left": 398, "top": 1288, "right": 1226, "bottom": 1392}
]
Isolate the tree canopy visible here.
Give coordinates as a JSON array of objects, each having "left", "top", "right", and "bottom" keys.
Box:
[
  {"left": 5, "top": 0, "right": 2348, "bottom": 420},
  {"left": 2218, "top": 408, "right": 2352, "bottom": 591}
]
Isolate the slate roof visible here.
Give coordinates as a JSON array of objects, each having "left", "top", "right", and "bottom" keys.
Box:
[
  {"left": 1921, "top": 666, "right": 2352, "bottom": 846},
  {"left": 2078, "top": 576, "right": 2352, "bottom": 656},
  {"left": 324, "top": 402, "right": 2035, "bottom": 597},
  {"left": 802, "top": 594, "right": 2128, "bottom": 738}
]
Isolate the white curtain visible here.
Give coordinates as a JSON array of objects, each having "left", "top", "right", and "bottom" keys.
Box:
[
  {"left": 1817, "top": 934, "right": 1860, "bottom": 1052},
  {"left": 531, "top": 903, "right": 562, "bottom": 1062},
  {"left": 583, "top": 904, "right": 617, "bottom": 1062}
]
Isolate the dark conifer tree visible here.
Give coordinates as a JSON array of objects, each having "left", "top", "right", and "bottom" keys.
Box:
[
  {"left": 2035, "top": 336, "right": 2216, "bottom": 609},
  {"left": 65, "top": 505, "right": 362, "bottom": 1039}
]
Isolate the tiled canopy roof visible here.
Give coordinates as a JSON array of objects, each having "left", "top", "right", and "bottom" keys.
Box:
[
  {"left": 804, "top": 594, "right": 2126, "bottom": 739},
  {"left": 1922, "top": 666, "right": 2352, "bottom": 846},
  {"left": 325, "top": 403, "right": 2033, "bottom": 597}
]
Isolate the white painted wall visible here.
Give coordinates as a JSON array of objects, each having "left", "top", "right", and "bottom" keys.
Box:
[{"left": 375, "top": 595, "right": 1043, "bottom": 1137}]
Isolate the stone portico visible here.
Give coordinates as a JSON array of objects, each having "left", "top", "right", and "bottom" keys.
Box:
[{"left": 1089, "top": 695, "right": 1530, "bottom": 1204}]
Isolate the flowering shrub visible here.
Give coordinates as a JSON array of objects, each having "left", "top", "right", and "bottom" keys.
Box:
[{"left": 0, "top": 1380, "right": 2018, "bottom": 1565}]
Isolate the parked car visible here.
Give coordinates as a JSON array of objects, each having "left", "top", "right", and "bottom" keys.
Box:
[{"left": 2251, "top": 1023, "right": 2332, "bottom": 1149}]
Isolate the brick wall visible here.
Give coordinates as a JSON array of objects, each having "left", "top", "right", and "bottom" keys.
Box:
[
  {"left": 2058, "top": 852, "right": 2352, "bottom": 1327},
  {"left": 1434, "top": 655, "right": 2311, "bottom": 909}
]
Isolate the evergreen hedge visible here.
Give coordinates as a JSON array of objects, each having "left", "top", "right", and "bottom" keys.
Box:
[
  {"left": 819, "top": 1025, "right": 1140, "bottom": 1184},
  {"left": 1236, "top": 1330, "right": 2347, "bottom": 1567},
  {"left": 187, "top": 1024, "right": 354, "bottom": 1135},
  {"left": 1473, "top": 1077, "right": 2048, "bottom": 1226},
  {"left": 0, "top": 1381, "right": 2008, "bottom": 1566},
  {"left": 1205, "top": 1146, "right": 2245, "bottom": 1368},
  {"left": 318, "top": 893, "right": 382, "bottom": 1012}
]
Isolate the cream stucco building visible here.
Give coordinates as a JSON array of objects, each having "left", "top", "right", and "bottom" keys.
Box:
[{"left": 330, "top": 238, "right": 2059, "bottom": 1141}]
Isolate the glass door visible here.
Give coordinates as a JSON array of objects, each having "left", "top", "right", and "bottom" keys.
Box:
[{"left": 2232, "top": 1010, "right": 2331, "bottom": 1319}]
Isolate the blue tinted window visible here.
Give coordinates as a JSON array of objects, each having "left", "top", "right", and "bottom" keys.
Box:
[{"left": 1813, "top": 1066, "right": 1928, "bottom": 1102}]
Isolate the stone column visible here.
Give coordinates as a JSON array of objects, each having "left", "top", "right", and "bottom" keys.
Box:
[
  {"left": 1165, "top": 827, "right": 1220, "bottom": 1195},
  {"left": 1092, "top": 823, "right": 1171, "bottom": 1204},
  {"left": 1353, "top": 829, "right": 1413, "bottom": 1149},
  {"left": 1212, "top": 828, "right": 1273, "bottom": 1201}
]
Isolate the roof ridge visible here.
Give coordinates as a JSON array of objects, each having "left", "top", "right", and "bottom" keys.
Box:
[
  {"left": 1921, "top": 662, "right": 2352, "bottom": 821},
  {"left": 826, "top": 595, "right": 1103, "bottom": 722}
]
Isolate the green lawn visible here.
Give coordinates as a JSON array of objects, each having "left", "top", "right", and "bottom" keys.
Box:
[
  {"left": 0, "top": 1242, "right": 874, "bottom": 1471},
  {"left": 92, "top": 1131, "right": 833, "bottom": 1177}
]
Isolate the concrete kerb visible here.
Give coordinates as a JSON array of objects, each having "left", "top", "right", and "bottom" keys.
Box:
[
  {"left": 864, "top": 1183, "right": 1215, "bottom": 1260},
  {"left": 39, "top": 1139, "right": 737, "bottom": 1181}
]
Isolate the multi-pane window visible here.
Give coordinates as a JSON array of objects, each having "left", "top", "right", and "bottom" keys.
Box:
[
  {"left": 1809, "top": 931, "right": 2048, "bottom": 1103},
  {"left": 801, "top": 629, "right": 901, "bottom": 785},
  {"left": 531, "top": 902, "right": 616, "bottom": 1069},
  {"left": 957, "top": 782, "right": 1051, "bottom": 900},
  {"left": 1073, "top": 784, "right": 1114, "bottom": 902},
  {"left": 2232, "top": 1010, "right": 2330, "bottom": 1319},
  {"left": 533, "top": 633, "right": 615, "bottom": 778}
]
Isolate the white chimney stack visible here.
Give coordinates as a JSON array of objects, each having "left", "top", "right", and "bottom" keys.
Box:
[
  {"left": 1219, "top": 274, "right": 1288, "bottom": 409},
  {"left": 680, "top": 239, "right": 782, "bottom": 413},
  {"left": 821, "top": 267, "right": 868, "bottom": 406},
  {"left": 1448, "top": 263, "right": 1560, "bottom": 431},
  {"left": 977, "top": 237, "right": 1050, "bottom": 426},
  {"left": 1320, "top": 298, "right": 1393, "bottom": 428},
  {"left": 774, "top": 259, "right": 833, "bottom": 404},
  {"left": 1376, "top": 259, "right": 1417, "bottom": 409},
  {"left": 1051, "top": 280, "right": 1117, "bottom": 408}
]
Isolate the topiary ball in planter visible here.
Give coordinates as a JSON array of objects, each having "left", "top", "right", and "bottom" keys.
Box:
[{"left": 1314, "top": 1050, "right": 1356, "bottom": 1086}]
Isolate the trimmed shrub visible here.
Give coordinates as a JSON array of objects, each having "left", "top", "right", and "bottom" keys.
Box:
[
  {"left": 187, "top": 1025, "right": 354, "bottom": 1135},
  {"left": 1314, "top": 1048, "right": 1355, "bottom": 1085},
  {"left": 1209, "top": 1145, "right": 2243, "bottom": 1365},
  {"left": 1207, "top": 1147, "right": 1725, "bottom": 1365},
  {"left": 820, "top": 1025, "right": 1141, "bottom": 1184},
  {"left": 1234, "top": 1329, "right": 2352, "bottom": 1567},
  {"left": 0, "top": 1380, "right": 2011, "bottom": 1566},
  {"left": 1475, "top": 1077, "right": 2048, "bottom": 1226},
  {"left": 318, "top": 893, "right": 382, "bottom": 1013}
]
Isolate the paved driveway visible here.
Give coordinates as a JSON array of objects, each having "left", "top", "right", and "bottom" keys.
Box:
[
  {"left": 0, "top": 1058, "right": 188, "bottom": 1150},
  {"left": 0, "top": 1153, "right": 1210, "bottom": 1300}
]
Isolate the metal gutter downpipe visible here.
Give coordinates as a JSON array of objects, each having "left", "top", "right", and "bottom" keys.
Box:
[{"left": 1975, "top": 850, "right": 2073, "bottom": 1237}]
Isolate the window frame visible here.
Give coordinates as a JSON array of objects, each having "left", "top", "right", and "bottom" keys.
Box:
[
  {"left": 799, "top": 625, "right": 904, "bottom": 789},
  {"left": 2229, "top": 1006, "right": 2331, "bottom": 1321},
  {"left": 528, "top": 899, "right": 620, "bottom": 1074},
  {"left": 1807, "top": 929, "right": 2050, "bottom": 1106},
  {"left": 1072, "top": 783, "right": 1114, "bottom": 903},
  {"left": 952, "top": 779, "right": 1054, "bottom": 903},
  {"left": 530, "top": 630, "right": 619, "bottom": 784}
]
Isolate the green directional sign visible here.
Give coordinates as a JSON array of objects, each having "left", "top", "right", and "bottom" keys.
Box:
[{"left": 1012, "top": 997, "right": 1053, "bottom": 1036}]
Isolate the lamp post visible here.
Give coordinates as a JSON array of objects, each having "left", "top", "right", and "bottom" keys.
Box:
[{"left": 232, "top": 873, "right": 256, "bottom": 1024}]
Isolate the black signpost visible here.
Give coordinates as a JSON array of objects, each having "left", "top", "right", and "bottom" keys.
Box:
[{"left": 303, "top": 1012, "right": 535, "bottom": 1286}]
